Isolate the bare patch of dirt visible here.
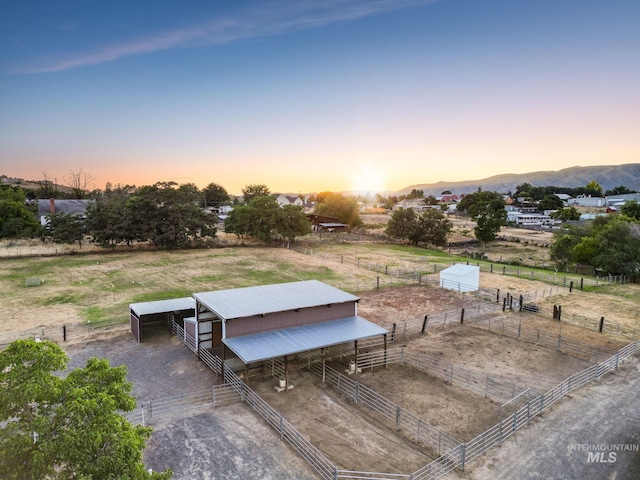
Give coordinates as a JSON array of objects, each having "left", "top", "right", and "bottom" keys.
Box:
[
  {"left": 250, "top": 369, "right": 435, "bottom": 473},
  {"left": 406, "top": 325, "right": 591, "bottom": 392},
  {"left": 353, "top": 364, "right": 502, "bottom": 442}
]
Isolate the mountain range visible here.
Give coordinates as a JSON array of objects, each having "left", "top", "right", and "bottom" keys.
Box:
[{"left": 392, "top": 163, "right": 640, "bottom": 196}]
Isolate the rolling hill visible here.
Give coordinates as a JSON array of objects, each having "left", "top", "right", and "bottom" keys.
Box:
[{"left": 394, "top": 164, "right": 640, "bottom": 196}]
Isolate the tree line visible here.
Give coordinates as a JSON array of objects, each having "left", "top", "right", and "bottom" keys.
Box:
[
  {"left": 1, "top": 181, "right": 365, "bottom": 248},
  {"left": 3, "top": 176, "right": 639, "bottom": 279}
]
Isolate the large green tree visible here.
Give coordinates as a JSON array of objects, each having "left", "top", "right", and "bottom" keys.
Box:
[
  {"left": 605, "top": 185, "right": 634, "bottom": 196},
  {"left": 241, "top": 184, "right": 271, "bottom": 204},
  {"left": 550, "top": 215, "right": 640, "bottom": 279},
  {"left": 386, "top": 208, "right": 452, "bottom": 247},
  {"left": 457, "top": 190, "right": 507, "bottom": 246},
  {"left": 551, "top": 206, "right": 581, "bottom": 222},
  {"left": 43, "top": 212, "right": 86, "bottom": 247},
  {"left": 314, "top": 192, "right": 362, "bottom": 227},
  {"left": 203, "top": 182, "right": 230, "bottom": 208},
  {"left": 86, "top": 182, "right": 217, "bottom": 248},
  {"left": 538, "top": 194, "right": 564, "bottom": 212},
  {"left": 621, "top": 200, "right": 640, "bottom": 220},
  {"left": 385, "top": 208, "right": 417, "bottom": 241},
  {"left": 224, "top": 196, "right": 310, "bottom": 243},
  {"left": 0, "top": 186, "right": 41, "bottom": 238},
  {"left": 585, "top": 180, "right": 603, "bottom": 196},
  {"left": 0, "top": 339, "right": 171, "bottom": 480}
]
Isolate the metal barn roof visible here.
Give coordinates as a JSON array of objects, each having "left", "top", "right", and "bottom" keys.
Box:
[
  {"left": 130, "top": 297, "right": 195, "bottom": 317},
  {"left": 440, "top": 264, "right": 480, "bottom": 276},
  {"left": 193, "top": 280, "right": 360, "bottom": 320},
  {"left": 223, "top": 316, "right": 387, "bottom": 364}
]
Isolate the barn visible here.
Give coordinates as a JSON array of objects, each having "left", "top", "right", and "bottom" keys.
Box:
[
  {"left": 192, "top": 280, "right": 388, "bottom": 383},
  {"left": 130, "top": 297, "right": 195, "bottom": 343},
  {"left": 439, "top": 264, "right": 480, "bottom": 293}
]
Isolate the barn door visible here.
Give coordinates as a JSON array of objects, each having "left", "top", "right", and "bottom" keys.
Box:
[{"left": 212, "top": 321, "right": 222, "bottom": 347}]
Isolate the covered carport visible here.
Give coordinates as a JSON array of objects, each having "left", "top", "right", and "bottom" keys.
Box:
[
  {"left": 223, "top": 315, "right": 387, "bottom": 387},
  {"left": 130, "top": 297, "right": 195, "bottom": 343}
]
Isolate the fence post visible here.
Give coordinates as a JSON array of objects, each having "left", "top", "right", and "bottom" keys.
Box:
[
  {"left": 461, "top": 444, "right": 466, "bottom": 471},
  {"left": 496, "top": 288, "right": 500, "bottom": 303},
  {"left": 519, "top": 295, "right": 523, "bottom": 312},
  {"left": 396, "top": 406, "right": 401, "bottom": 429},
  {"left": 421, "top": 315, "right": 428, "bottom": 334},
  {"left": 599, "top": 317, "right": 604, "bottom": 333},
  {"left": 63, "top": 324, "right": 67, "bottom": 341},
  {"left": 460, "top": 308, "right": 465, "bottom": 324},
  {"left": 376, "top": 276, "right": 380, "bottom": 289}
]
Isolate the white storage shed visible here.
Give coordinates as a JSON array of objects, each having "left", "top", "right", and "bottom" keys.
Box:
[{"left": 439, "top": 264, "right": 480, "bottom": 293}]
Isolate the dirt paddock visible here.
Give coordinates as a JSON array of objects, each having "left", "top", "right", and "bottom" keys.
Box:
[{"left": 252, "top": 369, "right": 435, "bottom": 473}]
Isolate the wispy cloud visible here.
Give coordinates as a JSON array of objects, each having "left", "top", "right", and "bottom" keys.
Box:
[{"left": 15, "top": 0, "right": 438, "bottom": 74}]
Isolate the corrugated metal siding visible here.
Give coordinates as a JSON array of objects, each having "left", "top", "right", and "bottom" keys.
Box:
[
  {"left": 223, "top": 316, "right": 388, "bottom": 364},
  {"left": 185, "top": 321, "right": 196, "bottom": 338},
  {"left": 130, "top": 313, "right": 140, "bottom": 343},
  {"left": 226, "top": 303, "right": 356, "bottom": 337},
  {"left": 194, "top": 280, "right": 359, "bottom": 320}
]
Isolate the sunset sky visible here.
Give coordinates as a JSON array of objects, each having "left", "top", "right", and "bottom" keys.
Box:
[{"left": 1, "top": 0, "right": 639, "bottom": 194}]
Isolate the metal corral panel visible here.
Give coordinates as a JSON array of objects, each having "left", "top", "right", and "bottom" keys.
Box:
[
  {"left": 223, "top": 316, "right": 387, "bottom": 364},
  {"left": 130, "top": 297, "right": 195, "bottom": 317},
  {"left": 194, "top": 280, "right": 359, "bottom": 320}
]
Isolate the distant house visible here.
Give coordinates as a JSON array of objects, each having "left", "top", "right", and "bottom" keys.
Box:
[
  {"left": 436, "top": 194, "right": 460, "bottom": 203},
  {"left": 507, "top": 211, "right": 554, "bottom": 227},
  {"left": 37, "top": 198, "right": 93, "bottom": 226},
  {"left": 393, "top": 198, "right": 427, "bottom": 211},
  {"left": 568, "top": 195, "right": 605, "bottom": 208},
  {"left": 606, "top": 193, "right": 640, "bottom": 206},
  {"left": 274, "top": 194, "right": 304, "bottom": 207},
  {"left": 554, "top": 193, "right": 571, "bottom": 202}
]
